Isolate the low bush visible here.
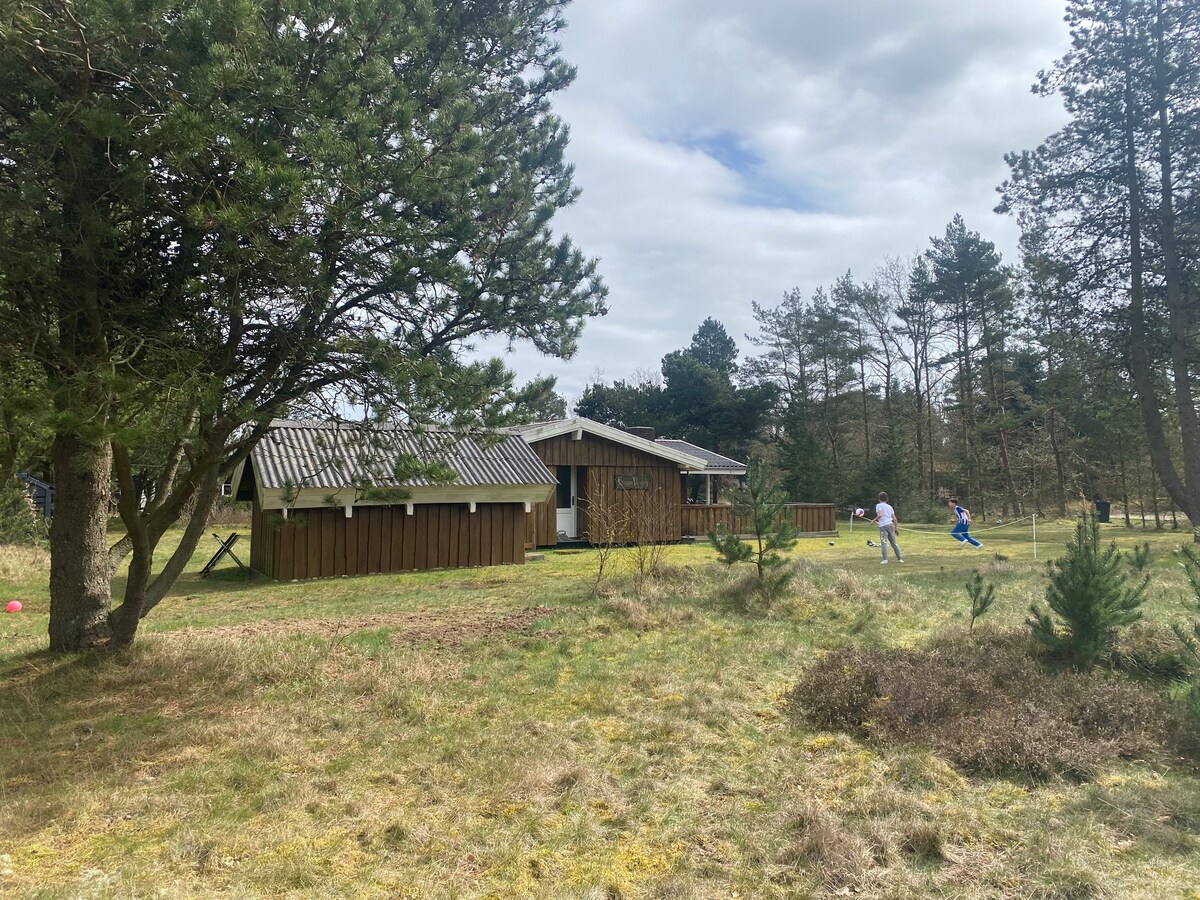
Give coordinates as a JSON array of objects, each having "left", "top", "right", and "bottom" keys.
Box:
[
  {"left": 207, "top": 499, "right": 252, "bottom": 526},
  {"left": 787, "top": 631, "right": 1194, "bottom": 779},
  {"left": 1107, "top": 622, "right": 1195, "bottom": 681},
  {"left": 0, "top": 479, "right": 48, "bottom": 546}
]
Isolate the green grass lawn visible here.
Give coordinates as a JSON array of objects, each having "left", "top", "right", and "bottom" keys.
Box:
[{"left": 1, "top": 518, "right": 1199, "bottom": 898}]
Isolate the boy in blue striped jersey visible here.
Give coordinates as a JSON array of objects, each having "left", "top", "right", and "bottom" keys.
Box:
[{"left": 948, "top": 498, "right": 982, "bottom": 548}]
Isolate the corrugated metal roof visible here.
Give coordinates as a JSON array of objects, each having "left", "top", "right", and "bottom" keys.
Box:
[
  {"left": 252, "top": 420, "right": 557, "bottom": 491},
  {"left": 654, "top": 439, "right": 746, "bottom": 470}
]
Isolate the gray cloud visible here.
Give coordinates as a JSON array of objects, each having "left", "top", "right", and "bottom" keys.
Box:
[{"left": 476, "top": 0, "right": 1072, "bottom": 402}]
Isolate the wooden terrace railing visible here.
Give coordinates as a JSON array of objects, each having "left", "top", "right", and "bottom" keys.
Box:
[{"left": 679, "top": 502, "right": 838, "bottom": 537}]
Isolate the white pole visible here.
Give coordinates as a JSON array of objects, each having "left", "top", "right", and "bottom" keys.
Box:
[{"left": 1032, "top": 512, "right": 1037, "bottom": 560}]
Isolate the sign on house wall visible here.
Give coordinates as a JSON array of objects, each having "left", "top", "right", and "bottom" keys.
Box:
[{"left": 614, "top": 473, "right": 651, "bottom": 490}]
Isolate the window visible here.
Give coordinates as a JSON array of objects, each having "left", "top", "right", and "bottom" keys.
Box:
[{"left": 556, "top": 466, "right": 572, "bottom": 509}]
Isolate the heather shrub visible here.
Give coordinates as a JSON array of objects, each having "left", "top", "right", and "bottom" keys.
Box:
[{"left": 787, "top": 631, "right": 1190, "bottom": 779}]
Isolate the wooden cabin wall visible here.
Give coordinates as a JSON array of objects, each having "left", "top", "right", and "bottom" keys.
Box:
[
  {"left": 525, "top": 433, "right": 683, "bottom": 545},
  {"left": 525, "top": 495, "right": 557, "bottom": 548},
  {"left": 251, "top": 502, "right": 526, "bottom": 580}
]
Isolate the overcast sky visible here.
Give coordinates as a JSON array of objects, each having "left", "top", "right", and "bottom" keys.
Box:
[{"left": 477, "top": 0, "right": 1073, "bottom": 405}]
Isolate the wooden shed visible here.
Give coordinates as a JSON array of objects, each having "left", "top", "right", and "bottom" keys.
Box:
[
  {"left": 513, "top": 418, "right": 712, "bottom": 547},
  {"left": 234, "top": 420, "right": 556, "bottom": 580}
]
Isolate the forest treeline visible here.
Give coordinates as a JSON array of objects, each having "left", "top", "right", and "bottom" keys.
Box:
[
  {"left": 578, "top": 214, "right": 1175, "bottom": 524},
  {"left": 581, "top": 0, "right": 1200, "bottom": 531}
]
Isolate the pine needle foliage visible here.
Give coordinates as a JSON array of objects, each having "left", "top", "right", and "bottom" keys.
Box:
[
  {"left": 1128, "top": 541, "right": 1152, "bottom": 573},
  {"left": 1027, "top": 515, "right": 1147, "bottom": 670},
  {"left": 708, "top": 459, "right": 799, "bottom": 604},
  {"left": 0, "top": 480, "right": 48, "bottom": 546},
  {"left": 965, "top": 570, "right": 995, "bottom": 634}
]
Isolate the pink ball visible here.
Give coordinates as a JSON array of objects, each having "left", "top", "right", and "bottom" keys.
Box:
[{"left": 5, "top": 600, "right": 22, "bottom": 613}]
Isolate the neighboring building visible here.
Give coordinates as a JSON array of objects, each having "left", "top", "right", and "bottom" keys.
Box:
[
  {"left": 233, "top": 420, "right": 556, "bottom": 579},
  {"left": 234, "top": 417, "right": 837, "bottom": 580},
  {"left": 17, "top": 472, "right": 54, "bottom": 518}
]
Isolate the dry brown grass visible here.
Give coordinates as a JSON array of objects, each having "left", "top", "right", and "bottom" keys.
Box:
[
  {"left": 0, "top": 543, "right": 49, "bottom": 581},
  {"left": 158, "top": 604, "right": 554, "bottom": 646},
  {"left": 4, "top": 522, "right": 1200, "bottom": 898}
]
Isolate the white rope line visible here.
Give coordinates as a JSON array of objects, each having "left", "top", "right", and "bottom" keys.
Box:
[{"left": 851, "top": 515, "right": 1034, "bottom": 534}]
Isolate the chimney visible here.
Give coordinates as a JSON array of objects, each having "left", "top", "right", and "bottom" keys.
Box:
[{"left": 625, "top": 426, "right": 656, "bottom": 441}]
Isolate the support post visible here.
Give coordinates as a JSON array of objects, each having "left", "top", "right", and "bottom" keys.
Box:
[{"left": 1032, "top": 513, "right": 1037, "bottom": 560}]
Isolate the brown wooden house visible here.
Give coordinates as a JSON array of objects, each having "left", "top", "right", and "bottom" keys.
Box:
[
  {"left": 234, "top": 420, "right": 556, "bottom": 580},
  {"left": 514, "top": 418, "right": 716, "bottom": 547},
  {"left": 514, "top": 418, "right": 837, "bottom": 545}
]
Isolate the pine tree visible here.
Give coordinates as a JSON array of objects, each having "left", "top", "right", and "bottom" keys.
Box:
[
  {"left": 708, "top": 459, "right": 800, "bottom": 604},
  {"left": 999, "top": 0, "right": 1200, "bottom": 541},
  {"left": 0, "top": 0, "right": 606, "bottom": 649},
  {"left": 1027, "top": 515, "right": 1147, "bottom": 669}
]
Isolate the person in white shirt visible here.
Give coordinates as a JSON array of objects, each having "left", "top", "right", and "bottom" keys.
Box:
[{"left": 869, "top": 491, "right": 903, "bottom": 564}]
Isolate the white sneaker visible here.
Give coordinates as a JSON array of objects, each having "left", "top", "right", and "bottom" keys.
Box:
[
  {"left": 880, "top": 559, "right": 888, "bottom": 565},
  {"left": 897, "top": 559, "right": 904, "bottom": 564},
  {"left": 975, "top": 543, "right": 984, "bottom": 549}
]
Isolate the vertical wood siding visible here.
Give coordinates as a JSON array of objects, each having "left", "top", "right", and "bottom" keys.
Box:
[
  {"left": 525, "top": 433, "right": 684, "bottom": 546},
  {"left": 251, "top": 502, "right": 526, "bottom": 580}
]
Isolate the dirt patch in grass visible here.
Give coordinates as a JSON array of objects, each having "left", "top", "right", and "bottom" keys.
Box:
[{"left": 160, "top": 605, "right": 556, "bottom": 647}]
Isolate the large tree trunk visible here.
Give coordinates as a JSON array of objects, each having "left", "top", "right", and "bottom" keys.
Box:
[
  {"left": 48, "top": 432, "right": 113, "bottom": 651},
  {"left": 1122, "top": 2, "right": 1198, "bottom": 541},
  {"left": 1151, "top": 0, "right": 1200, "bottom": 540}
]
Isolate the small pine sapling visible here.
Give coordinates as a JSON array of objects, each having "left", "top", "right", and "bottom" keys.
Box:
[
  {"left": 708, "top": 459, "right": 799, "bottom": 604},
  {"left": 1128, "top": 541, "right": 1152, "bottom": 573},
  {"left": 965, "top": 570, "right": 995, "bottom": 634},
  {"left": 1027, "top": 514, "right": 1147, "bottom": 670}
]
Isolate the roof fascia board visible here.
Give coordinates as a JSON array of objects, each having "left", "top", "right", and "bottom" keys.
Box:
[
  {"left": 518, "top": 417, "right": 707, "bottom": 469},
  {"left": 258, "top": 484, "right": 554, "bottom": 511}
]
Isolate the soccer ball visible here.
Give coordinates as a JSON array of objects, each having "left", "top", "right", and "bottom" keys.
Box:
[
  {"left": 828, "top": 541, "right": 835, "bottom": 546},
  {"left": 854, "top": 507, "right": 865, "bottom": 517}
]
